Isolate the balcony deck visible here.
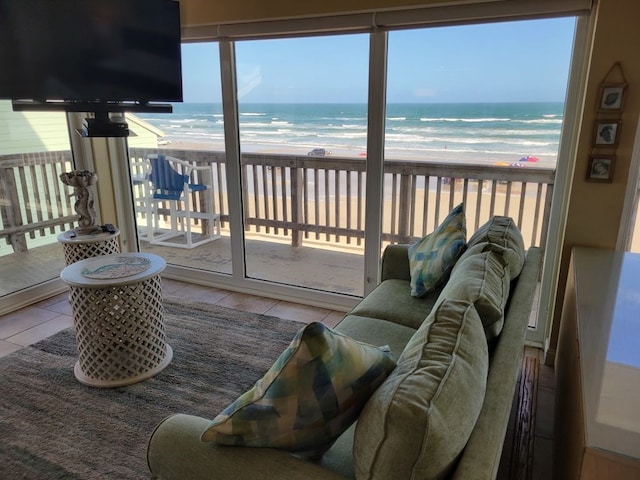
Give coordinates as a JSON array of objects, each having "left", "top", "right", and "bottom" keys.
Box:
[
  {"left": 0, "top": 232, "right": 365, "bottom": 300},
  {"left": 139, "top": 232, "right": 366, "bottom": 297}
]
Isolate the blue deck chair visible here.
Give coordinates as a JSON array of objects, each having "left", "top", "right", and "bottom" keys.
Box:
[{"left": 145, "top": 154, "right": 220, "bottom": 248}]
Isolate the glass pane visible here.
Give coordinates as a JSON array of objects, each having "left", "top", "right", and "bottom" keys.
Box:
[
  {"left": 130, "top": 43, "right": 231, "bottom": 274},
  {"left": 235, "top": 34, "right": 369, "bottom": 296},
  {"left": 384, "top": 18, "right": 575, "bottom": 326},
  {"left": 384, "top": 19, "right": 574, "bottom": 248},
  {"left": 629, "top": 178, "right": 640, "bottom": 253},
  {"left": 0, "top": 100, "right": 72, "bottom": 298}
]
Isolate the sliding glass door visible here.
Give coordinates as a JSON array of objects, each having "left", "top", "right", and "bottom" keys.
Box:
[
  {"left": 0, "top": 100, "right": 73, "bottom": 312},
  {"left": 130, "top": 43, "right": 233, "bottom": 275},
  {"left": 1, "top": 3, "right": 589, "bottom": 341},
  {"left": 116, "top": 11, "right": 582, "bottom": 339},
  {"left": 382, "top": 18, "right": 575, "bottom": 337},
  {"left": 234, "top": 34, "right": 369, "bottom": 296}
]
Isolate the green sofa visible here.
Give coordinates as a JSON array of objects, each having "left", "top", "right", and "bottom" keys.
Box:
[{"left": 147, "top": 217, "right": 542, "bottom": 480}]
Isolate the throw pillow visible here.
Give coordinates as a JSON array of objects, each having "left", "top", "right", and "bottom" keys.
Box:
[
  {"left": 440, "top": 250, "right": 511, "bottom": 341},
  {"left": 353, "top": 300, "right": 489, "bottom": 480},
  {"left": 464, "top": 215, "right": 525, "bottom": 280},
  {"left": 200, "top": 322, "right": 396, "bottom": 458},
  {"left": 408, "top": 202, "right": 467, "bottom": 297}
]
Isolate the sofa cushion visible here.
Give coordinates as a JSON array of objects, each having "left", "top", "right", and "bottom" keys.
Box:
[
  {"left": 353, "top": 300, "right": 488, "bottom": 480},
  {"left": 201, "top": 322, "right": 396, "bottom": 458},
  {"left": 439, "top": 250, "right": 510, "bottom": 341},
  {"left": 349, "top": 279, "right": 442, "bottom": 330},
  {"left": 335, "top": 314, "right": 418, "bottom": 359},
  {"left": 408, "top": 203, "right": 467, "bottom": 297},
  {"left": 464, "top": 216, "right": 525, "bottom": 280}
]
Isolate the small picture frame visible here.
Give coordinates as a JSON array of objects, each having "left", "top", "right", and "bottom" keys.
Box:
[
  {"left": 593, "top": 120, "right": 621, "bottom": 147},
  {"left": 598, "top": 83, "right": 626, "bottom": 112},
  {"left": 587, "top": 155, "right": 615, "bottom": 183}
]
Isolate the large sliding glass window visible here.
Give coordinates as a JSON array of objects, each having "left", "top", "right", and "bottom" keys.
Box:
[
  {"left": 130, "top": 43, "right": 232, "bottom": 275},
  {"left": 383, "top": 18, "right": 575, "bottom": 331},
  {"left": 234, "top": 35, "right": 369, "bottom": 296},
  {"left": 0, "top": 100, "right": 72, "bottom": 306},
  {"left": 126, "top": 18, "right": 576, "bottom": 310},
  {"left": 0, "top": 0, "right": 589, "bottom": 350}
]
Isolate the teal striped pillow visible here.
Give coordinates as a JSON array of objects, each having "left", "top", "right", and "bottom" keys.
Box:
[
  {"left": 201, "top": 322, "right": 396, "bottom": 458},
  {"left": 408, "top": 203, "right": 467, "bottom": 297}
]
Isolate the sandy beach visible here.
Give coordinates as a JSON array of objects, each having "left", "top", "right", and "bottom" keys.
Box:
[{"left": 162, "top": 139, "right": 557, "bottom": 170}]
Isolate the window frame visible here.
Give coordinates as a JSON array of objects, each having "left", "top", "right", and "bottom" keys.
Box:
[{"left": 81, "top": 3, "right": 592, "bottom": 345}]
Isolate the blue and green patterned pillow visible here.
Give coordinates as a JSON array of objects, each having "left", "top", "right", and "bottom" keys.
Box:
[
  {"left": 200, "top": 322, "right": 396, "bottom": 458},
  {"left": 408, "top": 203, "right": 467, "bottom": 297}
]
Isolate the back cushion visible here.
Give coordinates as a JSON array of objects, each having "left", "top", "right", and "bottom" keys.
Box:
[
  {"left": 440, "top": 250, "right": 510, "bottom": 341},
  {"left": 464, "top": 216, "right": 525, "bottom": 280},
  {"left": 353, "top": 300, "right": 488, "bottom": 480}
]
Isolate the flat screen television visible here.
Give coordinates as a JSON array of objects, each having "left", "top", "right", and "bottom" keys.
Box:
[{"left": 0, "top": 0, "right": 183, "bottom": 111}]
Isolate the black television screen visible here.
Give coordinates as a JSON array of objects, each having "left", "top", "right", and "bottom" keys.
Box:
[{"left": 0, "top": 0, "right": 183, "bottom": 105}]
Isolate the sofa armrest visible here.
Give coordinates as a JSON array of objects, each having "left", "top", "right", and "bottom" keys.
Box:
[
  {"left": 380, "top": 244, "right": 411, "bottom": 282},
  {"left": 452, "top": 247, "right": 542, "bottom": 480},
  {"left": 147, "top": 414, "right": 349, "bottom": 480}
]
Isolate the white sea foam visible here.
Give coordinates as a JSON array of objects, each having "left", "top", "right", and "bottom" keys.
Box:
[
  {"left": 318, "top": 132, "right": 368, "bottom": 139},
  {"left": 420, "top": 117, "right": 511, "bottom": 123},
  {"left": 144, "top": 102, "right": 564, "bottom": 160},
  {"left": 168, "top": 119, "right": 200, "bottom": 124},
  {"left": 333, "top": 117, "right": 366, "bottom": 121},
  {"left": 514, "top": 119, "right": 563, "bottom": 124}
]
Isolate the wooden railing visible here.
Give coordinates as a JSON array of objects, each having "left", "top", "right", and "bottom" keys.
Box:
[
  {"left": 129, "top": 148, "right": 555, "bottom": 251},
  {"left": 0, "top": 148, "right": 555, "bottom": 254},
  {"left": 0, "top": 151, "right": 76, "bottom": 252}
]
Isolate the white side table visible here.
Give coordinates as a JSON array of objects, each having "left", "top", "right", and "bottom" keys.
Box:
[
  {"left": 60, "top": 253, "right": 173, "bottom": 388},
  {"left": 57, "top": 229, "right": 120, "bottom": 265}
]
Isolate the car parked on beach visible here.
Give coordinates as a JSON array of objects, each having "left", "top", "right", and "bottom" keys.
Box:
[{"left": 307, "top": 148, "right": 330, "bottom": 157}]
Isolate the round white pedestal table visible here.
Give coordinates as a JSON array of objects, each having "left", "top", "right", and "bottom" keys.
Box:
[
  {"left": 60, "top": 253, "right": 172, "bottom": 388},
  {"left": 57, "top": 229, "right": 120, "bottom": 265}
]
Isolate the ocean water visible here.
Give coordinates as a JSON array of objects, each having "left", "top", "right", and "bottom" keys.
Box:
[{"left": 138, "top": 102, "right": 563, "bottom": 162}]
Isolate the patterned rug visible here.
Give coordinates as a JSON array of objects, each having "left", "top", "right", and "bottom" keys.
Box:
[{"left": 0, "top": 300, "right": 304, "bottom": 479}]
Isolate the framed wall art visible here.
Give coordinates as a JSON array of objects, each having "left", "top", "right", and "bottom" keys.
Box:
[
  {"left": 593, "top": 120, "right": 621, "bottom": 147},
  {"left": 596, "top": 62, "right": 627, "bottom": 114},
  {"left": 597, "top": 84, "right": 626, "bottom": 112},
  {"left": 587, "top": 155, "right": 615, "bottom": 183}
]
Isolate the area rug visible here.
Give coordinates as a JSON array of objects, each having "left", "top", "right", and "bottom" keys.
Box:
[{"left": 0, "top": 301, "right": 305, "bottom": 479}]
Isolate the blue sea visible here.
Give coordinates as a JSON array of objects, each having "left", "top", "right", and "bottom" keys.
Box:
[{"left": 138, "top": 102, "right": 563, "bottom": 162}]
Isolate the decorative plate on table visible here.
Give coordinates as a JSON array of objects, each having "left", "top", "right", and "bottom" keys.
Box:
[{"left": 81, "top": 256, "right": 151, "bottom": 279}]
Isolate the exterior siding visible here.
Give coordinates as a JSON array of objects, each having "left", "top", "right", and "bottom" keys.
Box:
[
  {"left": 0, "top": 101, "right": 70, "bottom": 154},
  {"left": 0, "top": 101, "right": 162, "bottom": 155}
]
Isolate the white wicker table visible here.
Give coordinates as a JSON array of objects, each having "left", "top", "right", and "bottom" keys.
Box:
[
  {"left": 57, "top": 229, "right": 120, "bottom": 265},
  {"left": 60, "top": 253, "right": 172, "bottom": 388}
]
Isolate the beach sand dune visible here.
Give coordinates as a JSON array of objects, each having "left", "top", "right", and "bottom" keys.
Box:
[{"left": 161, "top": 140, "right": 557, "bottom": 169}]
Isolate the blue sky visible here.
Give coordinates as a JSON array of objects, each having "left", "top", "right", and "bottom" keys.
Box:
[{"left": 181, "top": 17, "right": 575, "bottom": 104}]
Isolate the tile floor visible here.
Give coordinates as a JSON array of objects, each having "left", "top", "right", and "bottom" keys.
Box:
[
  {"left": 0, "top": 278, "right": 346, "bottom": 358},
  {"left": 0, "top": 279, "right": 555, "bottom": 479}
]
